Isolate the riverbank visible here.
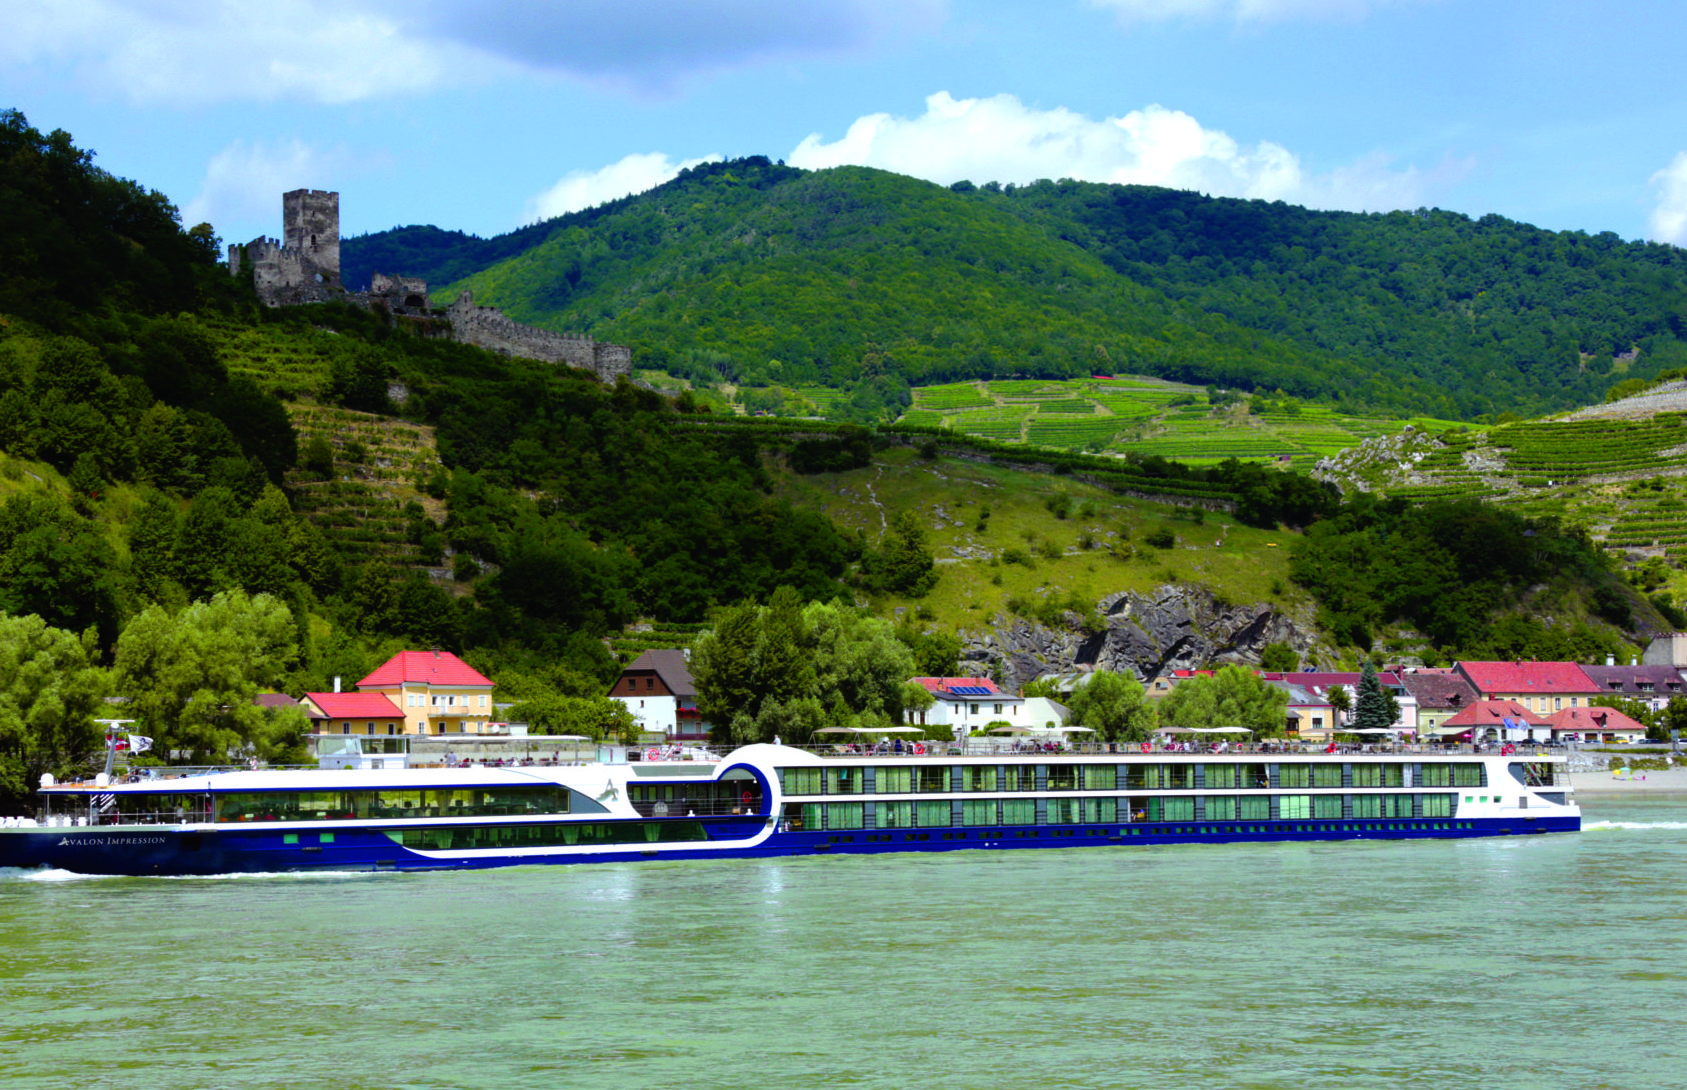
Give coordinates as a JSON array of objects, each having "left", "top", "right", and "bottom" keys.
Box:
[{"left": 1569, "top": 763, "right": 1687, "bottom": 794}]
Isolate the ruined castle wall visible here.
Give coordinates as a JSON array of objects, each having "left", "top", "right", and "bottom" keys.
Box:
[
  {"left": 447, "top": 291, "right": 603, "bottom": 371},
  {"left": 592, "top": 343, "right": 632, "bottom": 381}
]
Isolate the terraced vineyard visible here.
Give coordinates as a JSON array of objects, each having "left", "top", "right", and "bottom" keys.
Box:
[
  {"left": 282, "top": 406, "right": 450, "bottom": 577},
  {"left": 1318, "top": 408, "right": 1687, "bottom": 561},
  {"left": 902, "top": 376, "right": 1431, "bottom": 466}
]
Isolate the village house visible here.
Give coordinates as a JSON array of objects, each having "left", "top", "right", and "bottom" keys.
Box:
[
  {"left": 354, "top": 649, "right": 496, "bottom": 735},
  {"left": 608, "top": 649, "right": 706, "bottom": 741},
  {"left": 1432, "top": 699, "right": 1552, "bottom": 742},
  {"left": 1262, "top": 671, "right": 1419, "bottom": 733},
  {"left": 1274, "top": 682, "right": 1333, "bottom": 739},
  {"left": 1453, "top": 661, "right": 1603, "bottom": 717},
  {"left": 1400, "top": 669, "right": 1481, "bottom": 735},
  {"left": 299, "top": 691, "right": 406, "bottom": 736},
  {"left": 1576, "top": 662, "right": 1686, "bottom": 714},
  {"left": 1544, "top": 705, "right": 1649, "bottom": 743},
  {"left": 911, "top": 677, "right": 1025, "bottom": 735}
]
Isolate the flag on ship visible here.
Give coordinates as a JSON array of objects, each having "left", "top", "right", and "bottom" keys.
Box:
[{"left": 127, "top": 734, "right": 153, "bottom": 754}]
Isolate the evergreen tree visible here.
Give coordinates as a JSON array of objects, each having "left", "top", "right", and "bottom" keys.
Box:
[{"left": 1353, "top": 660, "right": 1393, "bottom": 732}]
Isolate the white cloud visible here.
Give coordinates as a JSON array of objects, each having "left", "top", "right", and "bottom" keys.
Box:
[
  {"left": 2, "top": 0, "right": 944, "bottom": 105},
  {"left": 526, "top": 152, "right": 725, "bottom": 222},
  {"left": 788, "top": 92, "right": 1439, "bottom": 213},
  {"left": 1088, "top": 0, "right": 1411, "bottom": 24},
  {"left": 1649, "top": 152, "right": 1687, "bottom": 247},
  {"left": 182, "top": 139, "right": 352, "bottom": 239}
]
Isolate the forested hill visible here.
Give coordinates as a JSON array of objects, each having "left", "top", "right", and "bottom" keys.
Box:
[{"left": 344, "top": 158, "right": 1687, "bottom": 421}]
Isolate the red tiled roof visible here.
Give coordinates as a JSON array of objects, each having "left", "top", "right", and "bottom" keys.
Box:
[
  {"left": 1543, "top": 706, "right": 1648, "bottom": 733},
  {"left": 1440, "top": 700, "right": 1550, "bottom": 728},
  {"left": 358, "top": 650, "right": 492, "bottom": 689},
  {"left": 303, "top": 692, "right": 404, "bottom": 719},
  {"left": 913, "top": 677, "right": 1005, "bottom": 698},
  {"left": 1455, "top": 661, "right": 1599, "bottom": 695},
  {"left": 1400, "top": 671, "right": 1480, "bottom": 711}
]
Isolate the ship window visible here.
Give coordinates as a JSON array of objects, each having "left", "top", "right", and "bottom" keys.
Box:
[
  {"left": 1205, "top": 765, "right": 1237, "bottom": 789},
  {"left": 1083, "top": 765, "right": 1116, "bottom": 790},
  {"left": 827, "top": 803, "right": 864, "bottom": 830},
  {"left": 964, "top": 766, "right": 997, "bottom": 792},
  {"left": 879, "top": 802, "right": 912, "bottom": 828},
  {"left": 1082, "top": 798, "right": 1116, "bottom": 823},
  {"left": 826, "top": 768, "right": 862, "bottom": 795},
  {"left": 1047, "top": 765, "right": 1076, "bottom": 791},
  {"left": 1204, "top": 796, "right": 1236, "bottom": 820},
  {"left": 962, "top": 799, "right": 997, "bottom": 826},
  {"left": 876, "top": 767, "right": 912, "bottom": 793},
  {"left": 1279, "top": 795, "right": 1311, "bottom": 819},
  {"left": 386, "top": 820, "right": 706, "bottom": 852},
  {"left": 1311, "top": 765, "right": 1342, "bottom": 788},
  {"left": 1143, "top": 797, "right": 1194, "bottom": 822},
  {"left": 1313, "top": 796, "right": 1342, "bottom": 819},
  {"left": 1352, "top": 764, "right": 1405, "bottom": 787},
  {"left": 1278, "top": 765, "right": 1311, "bottom": 788},
  {"left": 1422, "top": 794, "right": 1454, "bottom": 817},
  {"left": 779, "top": 768, "right": 823, "bottom": 795},
  {"left": 1451, "top": 764, "right": 1484, "bottom": 787},
  {"left": 1002, "top": 799, "right": 1035, "bottom": 825},
  {"left": 1001, "top": 765, "right": 1035, "bottom": 791},
  {"left": 1049, "top": 798, "right": 1079, "bottom": 824},
  {"left": 914, "top": 767, "right": 949, "bottom": 794},
  {"left": 1418, "top": 764, "right": 1452, "bottom": 787},
  {"left": 1237, "top": 796, "right": 1270, "bottom": 821}
]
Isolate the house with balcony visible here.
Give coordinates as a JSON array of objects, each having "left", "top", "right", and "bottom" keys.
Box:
[
  {"left": 356, "top": 649, "right": 495, "bottom": 735},
  {"left": 608, "top": 649, "right": 706, "bottom": 741}
]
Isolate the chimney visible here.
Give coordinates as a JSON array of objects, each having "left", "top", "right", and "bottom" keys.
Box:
[
  {"left": 1632, "top": 656, "right": 1639, "bottom": 666},
  {"left": 333, "top": 676, "right": 341, "bottom": 693},
  {"left": 1607, "top": 654, "right": 1615, "bottom": 666}
]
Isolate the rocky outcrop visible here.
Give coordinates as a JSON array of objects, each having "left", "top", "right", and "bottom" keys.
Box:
[{"left": 959, "top": 584, "right": 1318, "bottom": 690}]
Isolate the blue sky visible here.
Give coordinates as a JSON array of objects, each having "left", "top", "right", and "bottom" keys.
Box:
[{"left": 6, "top": 0, "right": 1687, "bottom": 255}]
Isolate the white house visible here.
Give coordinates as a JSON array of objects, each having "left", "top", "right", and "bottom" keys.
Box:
[{"left": 910, "top": 677, "right": 1025, "bottom": 736}]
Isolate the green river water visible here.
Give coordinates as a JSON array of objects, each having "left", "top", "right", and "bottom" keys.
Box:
[{"left": 3, "top": 795, "right": 1684, "bottom": 1090}]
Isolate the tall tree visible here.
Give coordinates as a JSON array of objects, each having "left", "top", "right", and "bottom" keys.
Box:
[
  {"left": 0, "top": 614, "right": 107, "bottom": 810},
  {"left": 114, "top": 590, "right": 309, "bottom": 763},
  {"left": 1160, "top": 665, "right": 1290, "bottom": 735},
  {"left": 1065, "top": 669, "right": 1157, "bottom": 743},
  {"left": 1353, "top": 660, "right": 1393, "bottom": 732}
]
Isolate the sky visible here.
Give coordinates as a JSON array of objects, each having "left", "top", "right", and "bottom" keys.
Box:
[{"left": 6, "top": 0, "right": 1687, "bottom": 257}]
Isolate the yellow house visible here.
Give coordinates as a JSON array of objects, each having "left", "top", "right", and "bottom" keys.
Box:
[{"left": 356, "top": 650, "right": 496, "bottom": 735}]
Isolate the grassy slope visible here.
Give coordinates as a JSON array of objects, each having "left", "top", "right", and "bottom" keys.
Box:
[{"left": 773, "top": 444, "right": 1309, "bottom": 635}]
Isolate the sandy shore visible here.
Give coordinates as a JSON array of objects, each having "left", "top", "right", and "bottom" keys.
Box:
[{"left": 1567, "top": 763, "right": 1687, "bottom": 794}]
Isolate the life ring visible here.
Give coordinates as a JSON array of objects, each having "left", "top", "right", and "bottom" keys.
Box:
[
  {"left": 913, "top": 743, "right": 926, "bottom": 756},
  {"left": 644, "top": 747, "right": 662, "bottom": 762},
  {"left": 1140, "top": 742, "right": 1151, "bottom": 753},
  {"left": 741, "top": 790, "right": 752, "bottom": 807}
]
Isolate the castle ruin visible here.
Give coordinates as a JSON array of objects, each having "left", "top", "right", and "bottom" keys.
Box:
[{"left": 230, "top": 190, "right": 630, "bottom": 383}]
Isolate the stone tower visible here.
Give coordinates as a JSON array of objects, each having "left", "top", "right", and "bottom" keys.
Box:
[{"left": 282, "top": 189, "right": 341, "bottom": 288}]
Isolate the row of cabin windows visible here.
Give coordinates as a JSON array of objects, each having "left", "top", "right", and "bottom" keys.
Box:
[{"left": 782, "top": 793, "right": 1459, "bottom": 830}]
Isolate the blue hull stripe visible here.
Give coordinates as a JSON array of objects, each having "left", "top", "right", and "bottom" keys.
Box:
[{"left": 1, "top": 815, "right": 1581, "bottom": 877}]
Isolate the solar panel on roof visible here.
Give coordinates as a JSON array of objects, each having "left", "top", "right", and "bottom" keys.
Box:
[{"left": 950, "top": 685, "right": 992, "bottom": 696}]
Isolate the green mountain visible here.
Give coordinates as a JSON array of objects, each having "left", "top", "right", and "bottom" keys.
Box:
[{"left": 344, "top": 158, "right": 1687, "bottom": 421}]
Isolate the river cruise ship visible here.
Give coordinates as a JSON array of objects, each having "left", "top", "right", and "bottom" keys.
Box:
[{"left": 0, "top": 743, "right": 1579, "bottom": 876}]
